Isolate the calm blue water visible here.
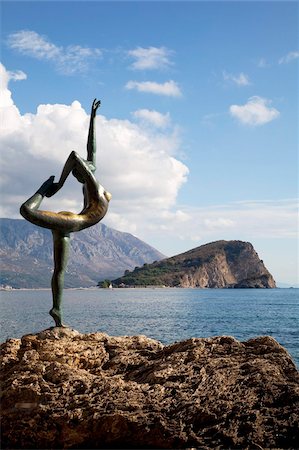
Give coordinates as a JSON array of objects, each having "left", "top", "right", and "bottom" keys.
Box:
[{"left": 0, "top": 288, "right": 298, "bottom": 367}]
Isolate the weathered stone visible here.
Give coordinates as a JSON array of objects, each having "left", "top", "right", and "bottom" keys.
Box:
[{"left": 1, "top": 329, "right": 298, "bottom": 449}]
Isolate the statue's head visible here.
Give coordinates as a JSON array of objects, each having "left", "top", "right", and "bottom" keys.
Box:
[{"left": 104, "top": 191, "right": 112, "bottom": 202}]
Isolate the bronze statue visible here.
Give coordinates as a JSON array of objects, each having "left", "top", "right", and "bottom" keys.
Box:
[{"left": 20, "top": 99, "right": 111, "bottom": 327}]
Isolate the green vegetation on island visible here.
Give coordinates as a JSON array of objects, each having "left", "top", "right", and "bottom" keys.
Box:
[{"left": 112, "top": 260, "right": 184, "bottom": 287}]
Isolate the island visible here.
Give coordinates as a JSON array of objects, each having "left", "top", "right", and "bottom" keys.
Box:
[{"left": 105, "top": 240, "right": 276, "bottom": 288}]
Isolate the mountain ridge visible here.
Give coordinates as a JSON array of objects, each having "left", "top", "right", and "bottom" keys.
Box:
[{"left": 0, "top": 218, "right": 165, "bottom": 288}]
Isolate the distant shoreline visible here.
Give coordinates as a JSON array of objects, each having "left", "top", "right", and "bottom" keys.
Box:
[
  {"left": 0, "top": 287, "right": 98, "bottom": 291},
  {"left": 1, "top": 286, "right": 298, "bottom": 292}
]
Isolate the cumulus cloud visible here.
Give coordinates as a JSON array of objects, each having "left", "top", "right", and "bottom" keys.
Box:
[
  {"left": 125, "top": 80, "right": 182, "bottom": 97},
  {"left": 128, "top": 46, "right": 174, "bottom": 70},
  {"left": 0, "top": 63, "right": 188, "bottom": 239},
  {"left": 132, "top": 109, "right": 171, "bottom": 128},
  {"left": 7, "top": 30, "right": 102, "bottom": 74},
  {"left": 278, "top": 51, "right": 299, "bottom": 64},
  {"left": 229, "top": 96, "right": 280, "bottom": 126},
  {"left": 1, "top": 62, "right": 295, "bottom": 282},
  {"left": 0, "top": 64, "right": 26, "bottom": 106},
  {"left": 223, "top": 71, "right": 250, "bottom": 86}
]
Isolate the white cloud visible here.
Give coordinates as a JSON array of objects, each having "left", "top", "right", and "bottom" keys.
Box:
[
  {"left": 0, "top": 64, "right": 188, "bottom": 235},
  {"left": 7, "top": 30, "right": 102, "bottom": 74},
  {"left": 278, "top": 51, "right": 299, "bottom": 64},
  {"left": 145, "top": 199, "right": 298, "bottom": 243},
  {"left": 128, "top": 46, "right": 174, "bottom": 70},
  {"left": 257, "top": 58, "right": 269, "bottom": 68},
  {"left": 223, "top": 71, "right": 250, "bottom": 86},
  {"left": 229, "top": 96, "right": 280, "bottom": 126},
  {"left": 125, "top": 80, "right": 182, "bottom": 97},
  {"left": 0, "top": 63, "right": 26, "bottom": 108},
  {"left": 104, "top": 198, "right": 298, "bottom": 270},
  {"left": 204, "top": 218, "right": 235, "bottom": 229},
  {"left": 7, "top": 69, "right": 27, "bottom": 82},
  {"left": 1, "top": 64, "right": 297, "bottom": 284},
  {"left": 132, "top": 109, "right": 171, "bottom": 128}
]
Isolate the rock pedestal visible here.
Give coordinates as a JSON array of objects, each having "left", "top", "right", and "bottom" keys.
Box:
[{"left": 1, "top": 328, "right": 298, "bottom": 449}]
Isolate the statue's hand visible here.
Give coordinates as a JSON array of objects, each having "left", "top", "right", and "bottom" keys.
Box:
[
  {"left": 91, "top": 98, "right": 101, "bottom": 116},
  {"left": 45, "top": 182, "right": 60, "bottom": 197},
  {"left": 36, "top": 176, "right": 56, "bottom": 197}
]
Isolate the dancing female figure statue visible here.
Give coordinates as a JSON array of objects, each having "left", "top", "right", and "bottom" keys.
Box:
[{"left": 20, "top": 99, "right": 111, "bottom": 327}]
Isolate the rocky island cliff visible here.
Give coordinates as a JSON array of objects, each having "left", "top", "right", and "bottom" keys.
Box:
[
  {"left": 110, "top": 240, "right": 276, "bottom": 288},
  {"left": 1, "top": 328, "right": 298, "bottom": 449}
]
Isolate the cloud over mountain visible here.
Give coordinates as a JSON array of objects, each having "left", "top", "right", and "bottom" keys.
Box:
[{"left": 0, "top": 63, "right": 188, "bottom": 239}]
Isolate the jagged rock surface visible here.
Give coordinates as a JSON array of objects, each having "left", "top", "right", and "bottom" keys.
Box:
[
  {"left": 113, "top": 240, "right": 276, "bottom": 288},
  {"left": 1, "top": 329, "right": 298, "bottom": 449},
  {"left": 0, "top": 218, "right": 165, "bottom": 288}
]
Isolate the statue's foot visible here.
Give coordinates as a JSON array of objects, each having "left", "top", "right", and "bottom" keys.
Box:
[{"left": 49, "top": 308, "right": 66, "bottom": 327}]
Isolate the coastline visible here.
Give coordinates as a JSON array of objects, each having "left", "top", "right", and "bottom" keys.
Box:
[{"left": 1, "top": 286, "right": 297, "bottom": 292}]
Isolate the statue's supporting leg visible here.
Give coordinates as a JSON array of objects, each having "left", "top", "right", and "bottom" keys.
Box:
[{"left": 49, "top": 230, "right": 70, "bottom": 327}]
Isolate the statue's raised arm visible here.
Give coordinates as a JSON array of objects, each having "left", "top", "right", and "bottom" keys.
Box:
[{"left": 87, "top": 98, "right": 101, "bottom": 169}]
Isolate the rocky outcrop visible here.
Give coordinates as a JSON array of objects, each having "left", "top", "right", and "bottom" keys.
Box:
[
  {"left": 113, "top": 240, "right": 276, "bottom": 288},
  {"left": 0, "top": 218, "right": 165, "bottom": 288},
  {"left": 1, "top": 328, "right": 298, "bottom": 449}
]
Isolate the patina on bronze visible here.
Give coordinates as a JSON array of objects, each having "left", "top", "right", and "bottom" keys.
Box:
[{"left": 20, "top": 99, "right": 111, "bottom": 327}]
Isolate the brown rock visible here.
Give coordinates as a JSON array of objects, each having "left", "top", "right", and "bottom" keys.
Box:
[{"left": 1, "top": 328, "right": 298, "bottom": 449}]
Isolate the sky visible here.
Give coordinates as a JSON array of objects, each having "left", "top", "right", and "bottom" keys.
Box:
[{"left": 0, "top": 1, "right": 298, "bottom": 286}]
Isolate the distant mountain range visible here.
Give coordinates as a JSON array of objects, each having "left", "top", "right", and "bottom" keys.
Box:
[
  {"left": 0, "top": 218, "right": 165, "bottom": 288},
  {"left": 110, "top": 240, "right": 276, "bottom": 288}
]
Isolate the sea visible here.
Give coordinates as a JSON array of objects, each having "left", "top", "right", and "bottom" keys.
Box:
[{"left": 0, "top": 288, "right": 298, "bottom": 367}]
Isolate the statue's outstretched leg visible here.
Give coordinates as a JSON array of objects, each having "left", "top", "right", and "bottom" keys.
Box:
[{"left": 49, "top": 230, "right": 70, "bottom": 327}]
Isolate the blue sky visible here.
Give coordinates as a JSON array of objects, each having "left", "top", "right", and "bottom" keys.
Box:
[{"left": 1, "top": 1, "right": 298, "bottom": 285}]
